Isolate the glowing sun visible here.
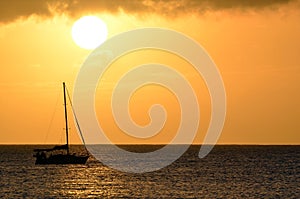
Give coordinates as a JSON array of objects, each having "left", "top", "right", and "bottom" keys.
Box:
[{"left": 71, "top": 16, "right": 108, "bottom": 50}]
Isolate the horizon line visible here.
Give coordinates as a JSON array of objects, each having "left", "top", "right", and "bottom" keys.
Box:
[{"left": 1, "top": 143, "right": 299, "bottom": 146}]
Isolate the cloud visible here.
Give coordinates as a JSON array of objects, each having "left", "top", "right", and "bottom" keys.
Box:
[
  {"left": 0, "top": 0, "right": 298, "bottom": 23},
  {"left": 0, "top": 0, "right": 52, "bottom": 23}
]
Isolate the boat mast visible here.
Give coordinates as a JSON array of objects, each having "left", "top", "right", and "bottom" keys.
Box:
[{"left": 63, "top": 82, "right": 69, "bottom": 155}]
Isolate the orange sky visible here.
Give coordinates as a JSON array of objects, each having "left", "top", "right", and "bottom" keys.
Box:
[{"left": 0, "top": 0, "right": 299, "bottom": 144}]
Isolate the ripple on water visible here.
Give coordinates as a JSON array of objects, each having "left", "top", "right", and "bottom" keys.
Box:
[{"left": 0, "top": 145, "right": 299, "bottom": 198}]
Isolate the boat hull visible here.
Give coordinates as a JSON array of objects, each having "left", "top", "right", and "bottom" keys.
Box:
[{"left": 35, "top": 154, "right": 89, "bottom": 164}]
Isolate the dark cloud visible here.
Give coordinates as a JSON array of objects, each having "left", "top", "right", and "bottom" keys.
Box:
[
  {"left": 0, "top": 0, "right": 298, "bottom": 23},
  {"left": 0, "top": 0, "right": 48, "bottom": 22}
]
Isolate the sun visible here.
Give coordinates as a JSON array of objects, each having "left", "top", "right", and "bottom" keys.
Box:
[{"left": 71, "top": 16, "right": 108, "bottom": 50}]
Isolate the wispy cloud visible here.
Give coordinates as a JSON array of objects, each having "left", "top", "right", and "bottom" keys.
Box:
[{"left": 0, "top": 0, "right": 298, "bottom": 23}]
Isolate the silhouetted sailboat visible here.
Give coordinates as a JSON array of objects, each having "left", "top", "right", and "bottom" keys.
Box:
[{"left": 33, "top": 82, "right": 89, "bottom": 164}]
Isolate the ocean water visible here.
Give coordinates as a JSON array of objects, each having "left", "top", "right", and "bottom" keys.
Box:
[{"left": 0, "top": 145, "right": 299, "bottom": 198}]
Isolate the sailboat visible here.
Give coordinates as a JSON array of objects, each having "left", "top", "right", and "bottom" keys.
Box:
[{"left": 33, "top": 82, "right": 89, "bottom": 164}]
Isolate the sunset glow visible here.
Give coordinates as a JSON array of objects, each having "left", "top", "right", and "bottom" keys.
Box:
[
  {"left": 0, "top": 1, "right": 299, "bottom": 145},
  {"left": 71, "top": 16, "right": 108, "bottom": 49}
]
